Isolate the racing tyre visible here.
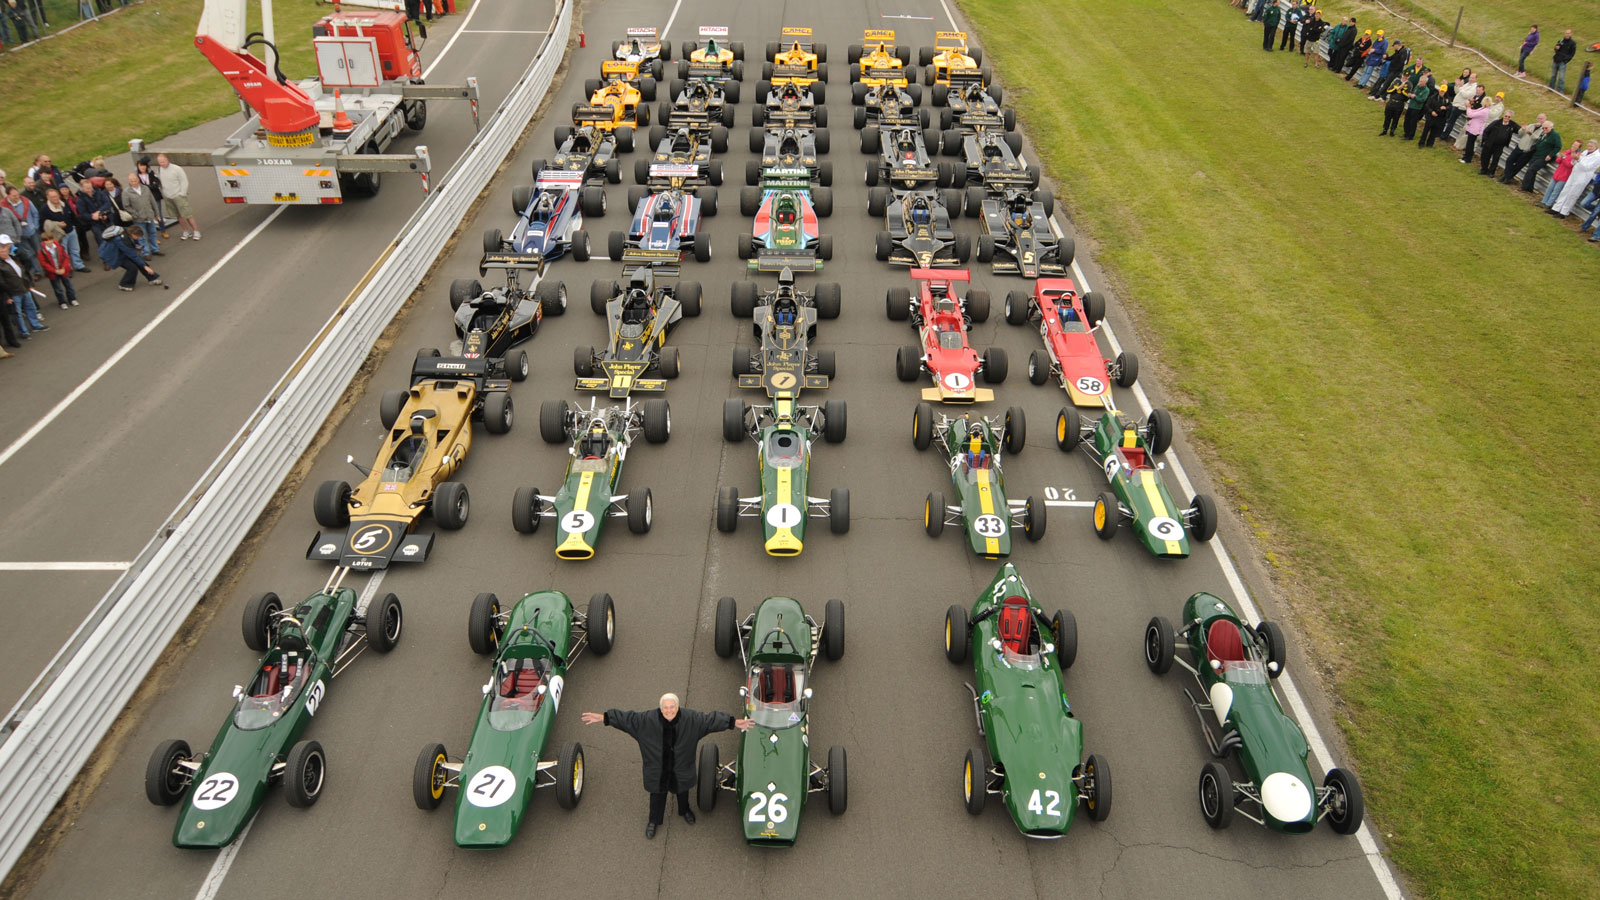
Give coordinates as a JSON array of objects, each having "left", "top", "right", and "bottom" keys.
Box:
[
  {"left": 1199, "top": 762, "right": 1234, "bottom": 829},
  {"left": 731, "top": 281, "right": 757, "bottom": 317},
  {"left": 366, "top": 592, "right": 402, "bottom": 653},
  {"left": 944, "top": 604, "right": 969, "bottom": 662},
  {"left": 284, "top": 740, "right": 326, "bottom": 808},
  {"left": 816, "top": 349, "right": 836, "bottom": 378},
  {"left": 580, "top": 186, "right": 606, "bottom": 218},
  {"left": 614, "top": 128, "right": 634, "bottom": 154},
  {"left": 976, "top": 234, "right": 995, "bottom": 263},
  {"left": 940, "top": 107, "right": 953, "bottom": 130},
  {"left": 693, "top": 232, "right": 712, "bottom": 262},
  {"left": 413, "top": 743, "right": 447, "bottom": 810},
  {"left": 1106, "top": 348, "right": 1140, "bottom": 389},
  {"left": 540, "top": 399, "right": 569, "bottom": 444},
  {"left": 448, "top": 278, "right": 480, "bottom": 312},
  {"left": 932, "top": 84, "right": 948, "bottom": 106},
  {"left": 640, "top": 77, "right": 657, "bottom": 101},
  {"left": 828, "top": 746, "right": 849, "bottom": 814},
  {"left": 643, "top": 399, "right": 671, "bottom": 443},
  {"left": 242, "top": 591, "right": 282, "bottom": 652},
  {"left": 626, "top": 185, "right": 647, "bottom": 212},
  {"left": 912, "top": 401, "right": 934, "bottom": 450},
  {"left": 484, "top": 392, "right": 513, "bottom": 435},
  {"left": 556, "top": 743, "right": 585, "bottom": 810},
  {"left": 861, "top": 125, "right": 881, "bottom": 154},
  {"left": 897, "top": 45, "right": 912, "bottom": 65},
  {"left": 415, "top": 347, "right": 440, "bottom": 367},
  {"left": 1323, "top": 769, "right": 1365, "bottom": 835},
  {"left": 1026, "top": 163, "right": 1041, "bottom": 189},
  {"left": 1005, "top": 290, "right": 1030, "bottom": 325},
  {"left": 953, "top": 233, "right": 972, "bottom": 263},
  {"left": 657, "top": 346, "right": 681, "bottom": 378},
  {"left": 817, "top": 160, "right": 834, "bottom": 187},
  {"left": 714, "top": 596, "right": 738, "bottom": 658},
  {"left": 1082, "top": 291, "right": 1106, "bottom": 326},
  {"left": 592, "top": 279, "right": 617, "bottom": 316},
  {"left": 1051, "top": 609, "right": 1076, "bottom": 667},
  {"left": 815, "top": 122, "right": 831, "bottom": 149},
  {"left": 511, "top": 487, "right": 543, "bottom": 535},
  {"left": 823, "top": 400, "right": 847, "bottom": 443},
  {"left": 145, "top": 740, "right": 192, "bottom": 806},
  {"left": 886, "top": 285, "right": 911, "bottom": 320},
  {"left": 943, "top": 128, "right": 962, "bottom": 156},
  {"left": 469, "top": 592, "right": 502, "bottom": 654},
  {"left": 1034, "top": 186, "right": 1055, "bottom": 218},
  {"left": 813, "top": 186, "right": 833, "bottom": 217},
  {"left": 608, "top": 230, "right": 626, "bottom": 261},
  {"left": 895, "top": 345, "right": 921, "bottom": 381},
  {"left": 811, "top": 81, "right": 826, "bottom": 104},
  {"left": 483, "top": 225, "right": 505, "bottom": 256},
  {"left": 510, "top": 185, "right": 533, "bottom": 217},
  {"left": 1145, "top": 407, "right": 1173, "bottom": 455},
  {"left": 963, "top": 746, "right": 988, "bottom": 814},
  {"left": 722, "top": 398, "right": 747, "bottom": 443},
  {"left": 1093, "top": 493, "right": 1120, "bottom": 539},
  {"left": 721, "top": 104, "right": 736, "bottom": 126},
  {"left": 1055, "top": 407, "right": 1081, "bottom": 451},
  {"left": 864, "top": 162, "right": 880, "bottom": 187},
  {"left": 935, "top": 161, "right": 954, "bottom": 188},
  {"left": 981, "top": 346, "right": 1007, "bottom": 383},
  {"left": 736, "top": 234, "right": 753, "bottom": 260},
  {"left": 1188, "top": 494, "right": 1218, "bottom": 542},
  {"left": 1003, "top": 107, "right": 1017, "bottom": 131},
  {"left": 824, "top": 598, "right": 845, "bottom": 660},
  {"left": 709, "top": 159, "right": 724, "bottom": 185},
  {"left": 829, "top": 487, "right": 850, "bottom": 534},
  {"left": 537, "top": 279, "right": 568, "bottom": 316},
  {"left": 1004, "top": 406, "right": 1026, "bottom": 453},
  {"left": 699, "top": 187, "right": 720, "bottom": 217},
  {"left": 1083, "top": 754, "right": 1112, "bottom": 822},
  {"left": 507, "top": 349, "right": 530, "bottom": 382},
  {"left": 586, "top": 592, "right": 616, "bottom": 654},
  {"left": 696, "top": 744, "right": 720, "bottom": 812},
  {"left": 634, "top": 158, "right": 649, "bottom": 185},
  {"left": 965, "top": 186, "right": 984, "bottom": 218},
  {"left": 818, "top": 235, "right": 834, "bottom": 260},
  {"left": 751, "top": 104, "right": 766, "bottom": 130},
  {"left": 678, "top": 281, "right": 702, "bottom": 316},
  {"left": 627, "top": 489, "right": 653, "bottom": 534},
  {"left": 1144, "top": 616, "right": 1175, "bottom": 675},
  {"left": 313, "top": 480, "right": 350, "bottom": 529},
  {"left": 741, "top": 185, "right": 760, "bottom": 216},
  {"left": 924, "top": 491, "right": 946, "bottom": 537},
  {"left": 851, "top": 86, "right": 868, "bottom": 110},
  {"left": 867, "top": 186, "right": 888, "bottom": 217},
  {"left": 1028, "top": 350, "right": 1050, "bottom": 385},
  {"left": 1004, "top": 130, "right": 1023, "bottom": 155},
  {"left": 816, "top": 43, "right": 828, "bottom": 63},
  {"left": 433, "top": 482, "right": 470, "bottom": 530},
  {"left": 907, "top": 84, "right": 924, "bottom": 106},
  {"left": 716, "top": 486, "right": 739, "bottom": 533},
  {"left": 940, "top": 187, "right": 964, "bottom": 216},
  {"left": 1256, "top": 620, "right": 1287, "bottom": 677},
  {"left": 815, "top": 282, "right": 841, "bottom": 318},
  {"left": 745, "top": 158, "right": 761, "bottom": 185},
  {"left": 1024, "top": 495, "right": 1046, "bottom": 541}
]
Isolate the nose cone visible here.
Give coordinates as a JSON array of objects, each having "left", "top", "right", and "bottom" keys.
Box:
[{"left": 1260, "top": 771, "right": 1314, "bottom": 829}]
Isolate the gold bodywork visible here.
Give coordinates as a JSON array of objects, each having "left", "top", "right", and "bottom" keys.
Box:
[{"left": 348, "top": 379, "right": 477, "bottom": 534}]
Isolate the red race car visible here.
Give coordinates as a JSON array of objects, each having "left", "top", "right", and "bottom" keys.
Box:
[
  {"left": 888, "top": 268, "right": 1006, "bottom": 403},
  {"left": 1004, "top": 277, "right": 1135, "bottom": 407}
]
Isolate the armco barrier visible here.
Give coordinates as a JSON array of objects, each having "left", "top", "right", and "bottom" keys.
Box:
[{"left": 0, "top": 0, "right": 572, "bottom": 879}]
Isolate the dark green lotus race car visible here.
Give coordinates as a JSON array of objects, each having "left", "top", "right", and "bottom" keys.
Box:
[
  {"left": 1055, "top": 405, "right": 1216, "bottom": 558},
  {"left": 412, "top": 589, "right": 614, "bottom": 847},
  {"left": 718, "top": 397, "right": 848, "bottom": 556},
  {"left": 699, "top": 595, "right": 846, "bottom": 846},
  {"left": 913, "top": 401, "right": 1042, "bottom": 557},
  {"left": 944, "top": 564, "right": 1110, "bottom": 838},
  {"left": 145, "top": 582, "right": 403, "bottom": 848},
  {"left": 1143, "top": 592, "right": 1364, "bottom": 836}
]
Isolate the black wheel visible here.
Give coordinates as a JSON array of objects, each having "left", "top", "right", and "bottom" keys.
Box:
[
  {"left": 827, "top": 745, "right": 848, "bottom": 814},
  {"left": 448, "top": 277, "right": 481, "bottom": 312},
  {"left": 1256, "top": 620, "right": 1287, "bottom": 677},
  {"left": 714, "top": 595, "right": 738, "bottom": 658},
  {"left": 815, "top": 282, "right": 841, "bottom": 319},
  {"left": 722, "top": 398, "right": 746, "bottom": 443},
  {"left": 1082, "top": 291, "right": 1105, "bottom": 326},
  {"left": 823, "top": 598, "right": 845, "bottom": 661},
  {"left": 539, "top": 399, "right": 569, "bottom": 445},
  {"left": 1083, "top": 754, "right": 1112, "bottom": 822},
  {"left": 556, "top": 742, "right": 585, "bottom": 810},
  {"left": 574, "top": 346, "right": 594, "bottom": 377},
  {"left": 953, "top": 233, "right": 972, "bottom": 263},
  {"left": 580, "top": 185, "right": 606, "bottom": 218},
  {"left": 379, "top": 389, "right": 407, "bottom": 431},
  {"left": 242, "top": 591, "right": 281, "bottom": 652},
  {"left": 1145, "top": 407, "right": 1173, "bottom": 455},
  {"left": 861, "top": 125, "right": 881, "bottom": 154},
  {"left": 963, "top": 746, "right": 988, "bottom": 814},
  {"left": 1144, "top": 616, "right": 1175, "bottom": 675},
  {"left": 976, "top": 234, "right": 994, "bottom": 263},
  {"left": 483, "top": 391, "right": 513, "bottom": 435},
  {"left": 1051, "top": 609, "right": 1076, "bottom": 667},
  {"left": 716, "top": 485, "right": 739, "bottom": 533},
  {"left": 406, "top": 98, "right": 427, "bottom": 132},
  {"left": 643, "top": 399, "right": 670, "bottom": 444},
  {"left": 626, "top": 184, "right": 646, "bottom": 213},
  {"left": 1003, "top": 406, "right": 1026, "bottom": 454},
  {"left": 656, "top": 346, "right": 680, "bottom": 379},
  {"left": 512, "top": 486, "right": 542, "bottom": 535},
  {"left": 732, "top": 347, "right": 752, "bottom": 376},
  {"left": 1199, "top": 762, "right": 1234, "bottom": 829},
  {"left": 416, "top": 345, "right": 438, "bottom": 362},
  {"left": 1028, "top": 349, "right": 1050, "bottom": 385},
  {"left": 815, "top": 349, "right": 836, "bottom": 378},
  {"left": 895, "top": 345, "right": 921, "bottom": 381},
  {"left": 829, "top": 487, "right": 850, "bottom": 534},
  {"left": 912, "top": 401, "right": 934, "bottom": 450},
  {"left": 875, "top": 230, "right": 893, "bottom": 261},
  {"left": 730, "top": 281, "right": 757, "bottom": 318},
  {"left": 506, "top": 349, "right": 530, "bottom": 382},
  {"left": 627, "top": 488, "right": 653, "bottom": 534},
  {"left": 1114, "top": 350, "right": 1140, "bottom": 387},
  {"left": 313, "top": 479, "right": 350, "bottom": 529},
  {"left": 633, "top": 157, "right": 649, "bottom": 185},
  {"left": 981, "top": 346, "right": 1007, "bottom": 383},
  {"left": 613, "top": 129, "right": 633, "bottom": 155},
  {"left": 944, "top": 603, "right": 968, "bottom": 663},
  {"left": 696, "top": 743, "right": 720, "bottom": 812},
  {"left": 867, "top": 186, "right": 887, "bottom": 217},
  {"left": 591, "top": 278, "right": 616, "bottom": 316},
  {"left": 432, "top": 482, "right": 470, "bottom": 530},
  {"left": 1055, "top": 407, "right": 1081, "bottom": 451},
  {"left": 813, "top": 187, "right": 833, "bottom": 217},
  {"left": 413, "top": 743, "right": 447, "bottom": 810},
  {"left": 510, "top": 185, "right": 533, "bottom": 217},
  {"left": 1093, "top": 493, "right": 1120, "bottom": 539},
  {"left": 1189, "top": 494, "right": 1218, "bottom": 542},
  {"left": 1323, "top": 768, "right": 1365, "bottom": 834},
  {"left": 284, "top": 740, "right": 326, "bottom": 808},
  {"left": 818, "top": 235, "right": 833, "bottom": 260},
  {"left": 823, "top": 399, "right": 848, "bottom": 443},
  {"left": 563, "top": 593, "right": 605, "bottom": 662},
  {"left": 736, "top": 233, "right": 753, "bottom": 261},
  {"left": 693, "top": 232, "right": 711, "bottom": 262},
  {"left": 677, "top": 281, "right": 702, "bottom": 317},
  {"left": 925, "top": 491, "right": 946, "bottom": 538},
  {"left": 145, "top": 739, "right": 192, "bottom": 806},
  {"left": 468, "top": 592, "right": 502, "bottom": 655},
  {"left": 1024, "top": 496, "right": 1046, "bottom": 541},
  {"left": 1005, "top": 290, "right": 1030, "bottom": 325},
  {"left": 366, "top": 592, "right": 402, "bottom": 652},
  {"left": 608, "top": 230, "right": 626, "bottom": 261},
  {"left": 741, "top": 184, "right": 760, "bottom": 215}
]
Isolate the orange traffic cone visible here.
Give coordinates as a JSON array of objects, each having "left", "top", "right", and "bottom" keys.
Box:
[{"left": 332, "top": 89, "right": 355, "bottom": 133}]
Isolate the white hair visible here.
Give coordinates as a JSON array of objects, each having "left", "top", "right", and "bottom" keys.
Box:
[{"left": 659, "top": 692, "right": 680, "bottom": 708}]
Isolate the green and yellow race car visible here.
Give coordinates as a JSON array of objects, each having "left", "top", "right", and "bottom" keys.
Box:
[
  {"left": 913, "top": 402, "right": 1044, "bottom": 557},
  {"left": 718, "top": 397, "right": 848, "bottom": 556}
]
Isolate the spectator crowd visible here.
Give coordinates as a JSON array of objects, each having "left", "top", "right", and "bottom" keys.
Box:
[{"left": 1234, "top": 1, "right": 1600, "bottom": 248}]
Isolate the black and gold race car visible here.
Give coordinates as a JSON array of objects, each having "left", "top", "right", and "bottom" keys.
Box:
[{"left": 575, "top": 269, "right": 702, "bottom": 398}]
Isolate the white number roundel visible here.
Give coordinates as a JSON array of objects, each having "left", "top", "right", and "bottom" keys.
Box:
[
  {"left": 561, "top": 510, "right": 596, "bottom": 534},
  {"left": 1147, "top": 516, "right": 1184, "bottom": 541},
  {"left": 466, "top": 766, "right": 517, "bottom": 808},
  {"left": 1075, "top": 376, "right": 1105, "bottom": 395},
  {"left": 766, "top": 503, "right": 803, "bottom": 529},
  {"left": 942, "top": 371, "right": 972, "bottom": 391},
  {"left": 192, "top": 773, "right": 239, "bottom": 810},
  {"left": 973, "top": 514, "right": 1006, "bottom": 537}
]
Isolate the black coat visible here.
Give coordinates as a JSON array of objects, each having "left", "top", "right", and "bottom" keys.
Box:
[
  {"left": 1554, "top": 37, "right": 1577, "bottom": 65},
  {"left": 1482, "top": 119, "right": 1517, "bottom": 153},
  {"left": 605, "top": 707, "right": 735, "bottom": 791}
]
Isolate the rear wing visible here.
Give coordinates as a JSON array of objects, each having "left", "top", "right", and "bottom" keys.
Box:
[
  {"left": 910, "top": 267, "right": 971, "bottom": 282},
  {"left": 699, "top": 25, "right": 730, "bottom": 37},
  {"left": 863, "top": 29, "right": 896, "bottom": 42},
  {"left": 602, "top": 60, "right": 639, "bottom": 77},
  {"left": 479, "top": 251, "right": 547, "bottom": 276},
  {"left": 535, "top": 170, "right": 585, "bottom": 190},
  {"left": 759, "top": 167, "right": 814, "bottom": 189},
  {"left": 935, "top": 30, "right": 968, "bottom": 51},
  {"left": 781, "top": 26, "right": 813, "bottom": 39},
  {"left": 626, "top": 26, "right": 658, "bottom": 39}
]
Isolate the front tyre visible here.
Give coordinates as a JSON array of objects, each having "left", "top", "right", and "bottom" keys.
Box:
[
  {"left": 1083, "top": 754, "right": 1112, "bottom": 822},
  {"left": 413, "top": 743, "right": 448, "bottom": 810},
  {"left": 1322, "top": 768, "right": 1365, "bottom": 835},
  {"left": 284, "top": 740, "right": 327, "bottom": 808},
  {"left": 963, "top": 746, "right": 988, "bottom": 814},
  {"left": 696, "top": 744, "right": 720, "bottom": 812},
  {"left": 365, "top": 592, "right": 402, "bottom": 653},
  {"left": 145, "top": 739, "right": 192, "bottom": 806},
  {"left": 468, "top": 592, "right": 502, "bottom": 655},
  {"left": 556, "top": 742, "right": 585, "bottom": 810},
  {"left": 944, "top": 604, "right": 969, "bottom": 663},
  {"left": 1199, "top": 761, "right": 1234, "bottom": 829}
]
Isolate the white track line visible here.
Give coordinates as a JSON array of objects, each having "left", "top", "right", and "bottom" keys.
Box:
[
  {"left": 421, "top": 0, "right": 485, "bottom": 79},
  {"left": 659, "top": 0, "right": 685, "bottom": 41},
  {"left": 0, "top": 562, "right": 131, "bottom": 571},
  {"left": 462, "top": 29, "right": 547, "bottom": 34}
]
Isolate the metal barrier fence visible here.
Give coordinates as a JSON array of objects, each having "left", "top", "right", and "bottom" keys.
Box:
[{"left": 0, "top": 0, "right": 573, "bottom": 879}]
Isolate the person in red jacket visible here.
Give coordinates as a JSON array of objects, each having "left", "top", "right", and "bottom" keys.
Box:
[{"left": 37, "top": 223, "right": 76, "bottom": 309}]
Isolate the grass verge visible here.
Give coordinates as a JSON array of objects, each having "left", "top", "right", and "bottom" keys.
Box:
[
  {"left": 1360, "top": 0, "right": 1600, "bottom": 85},
  {"left": 958, "top": 1, "right": 1600, "bottom": 898}
]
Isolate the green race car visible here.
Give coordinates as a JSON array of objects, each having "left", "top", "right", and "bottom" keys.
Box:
[
  {"left": 699, "top": 595, "right": 846, "bottom": 845},
  {"left": 413, "top": 590, "right": 612, "bottom": 847},
  {"left": 145, "top": 583, "right": 404, "bottom": 848},
  {"left": 717, "top": 397, "right": 848, "bottom": 556},
  {"left": 944, "top": 565, "right": 1110, "bottom": 838},
  {"left": 512, "top": 397, "right": 671, "bottom": 559},
  {"left": 913, "top": 402, "right": 1043, "bottom": 557},
  {"left": 1055, "top": 405, "right": 1217, "bottom": 558},
  {"left": 1144, "top": 592, "right": 1364, "bottom": 835}
]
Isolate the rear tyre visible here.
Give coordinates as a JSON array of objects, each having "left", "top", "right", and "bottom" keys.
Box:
[
  {"left": 1004, "top": 406, "right": 1026, "bottom": 454},
  {"left": 643, "top": 399, "right": 671, "bottom": 443},
  {"left": 586, "top": 592, "right": 616, "bottom": 654},
  {"left": 1199, "top": 762, "right": 1234, "bottom": 829},
  {"left": 944, "top": 604, "right": 968, "bottom": 662},
  {"left": 145, "top": 739, "right": 192, "bottom": 806},
  {"left": 1083, "top": 754, "right": 1112, "bottom": 822},
  {"left": 730, "top": 281, "right": 757, "bottom": 317},
  {"left": 722, "top": 398, "right": 746, "bottom": 442},
  {"left": 412, "top": 743, "right": 447, "bottom": 810},
  {"left": 823, "top": 598, "right": 845, "bottom": 660},
  {"left": 468, "top": 592, "right": 502, "bottom": 655},
  {"left": 555, "top": 742, "right": 584, "bottom": 810},
  {"left": 379, "top": 389, "right": 407, "bottom": 430},
  {"left": 540, "top": 399, "right": 568, "bottom": 445},
  {"left": 976, "top": 234, "right": 995, "bottom": 263},
  {"left": 981, "top": 347, "right": 1008, "bottom": 383},
  {"left": 677, "top": 281, "right": 702, "bottom": 316},
  {"left": 964, "top": 746, "right": 988, "bottom": 814},
  {"left": 483, "top": 391, "right": 513, "bottom": 435},
  {"left": 242, "top": 591, "right": 282, "bottom": 652},
  {"left": 925, "top": 491, "right": 946, "bottom": 537},
  {"left": 886, "top": 288, "right": 910, "bottom": 321},
  {"left": 828, "top": 745, "right": 848, "bottom": 814},
  {"left": 366, "top": 592, "right": 402, "bottom": 653},
  {"left": 1082, "top": 291, "right": 1105, "bottom": 326},
  {"left": 1323, "top": 768, "right": 1365, "bottom": 835},
  {"left": 714, "top": 596, "right": 738, "bottom": 658},
  {"left": 313, "top": 480, "right": 350, "bottom": 529},
  {"left": 1144, "top": 616, "right": 1175, "bottom": 675},
  {"left": 1114, "top": 350, "right": 1140, "bottom": 387},
  {"left": 506, "top": 349, "right": 530, "bottom": 382},
  {"left": 433, "top": 482, "right": 470, "bottom": 530},
  {"left": 657, "top": 347, "right": 680, "bottom": 379},
  {"left": 284, "top": 740, "right": 327, "bottom": 808},
  {"left": 627, "top": 489, "right": 653, "bottom": 534},
  {"left": 823, "top": 400, "right": 847, "bottom": 443},
  {"left": 895, "top": 345, "right": 921, "bottom": 382},
  {"left": 1005, "top": 290, "right": 1030, "bottom": 325},
  {"left": 696, "top": 744, "right": 720, "bottom": 812},
  {"left": 449, "top": 277, "right": 481, "bottom": 311},
  {"left": 1145, "top": 407, "right": 1173, "bottom": 455},
  {"left": 591, "top": 278, "right": 615, "bottom": 315},
  {"left": 1028, "top": 350, "right": 1049, "bottom": 386}
]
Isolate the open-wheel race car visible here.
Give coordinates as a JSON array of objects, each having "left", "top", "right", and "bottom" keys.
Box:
[
  {"left": 1005, "top": 278, "right": 1134, "bottom": 406},
  {"left": 731, "top": 269, "right": 841, "bottom": 396},
  {"left": 738, "top": 169, "right": 832, "bottom": 272},
  {"left": 660, "top": 77, "right": 739, "bottom": 131},
  {"left": 540, "top": 124, "right": 628, "bottom": 184},
  {"left": 412, "top": 589, "right": 614, "bottom": 846},
  {"left": 972, "top": 188, "right": 1069, "bottom": 278},
  {"left": 699, "top": 594, "right": 847, "bottom": 845},
  {"left": 1144, "top": 592, "right": 1364, "bottom": 836},
  {"left": 760, "top": 25, "right": 828, "bottom": 95},
  {"left": 308, "top": 351, "right": 514, "bottom": 569},
  {"left": 944, "top": 564, "right": 1110, "bottom": 838},
  {"left": 719, "top": 397, "right": 848, "bottom": 556},
  {"left": 748, "top": 126, "right": 832, "bottom": 186},
  {"left": 869, "top": 187, "right": 968, "bottom": 268},
  {"left": 950, "top": 129, "right": 1035, "bottom": 196},
  {"left": 588, "top": 60, "right": 659, "bottom": 102},
  {"left": 146, "top": 579, "right": 403, "bottom": 848},
  {"left": 888, "top": 268, "right": 1003, "bottom": 402},
  {"left": 443, "top": 261, "right": 564, "bottom": 385},
  {"left": 935, "top": 80, "right": 1013, "bottom": 134},
  {"left": 487, "top": 170, "right": 601, "bottom": 263},
  {"left": 609, "top": 187, "right": 715, "bottom": 266},
  {"left": 914, "top": 403, "right": 1043, "bottom": 557},
  {"left": 511, "top": 397, "right": 671, "bottom": 559},
  {"left": 753, "top": 80, "right": 828, "bottom": 129},
  {"left": 613, "top": 26, "right": 670, "bottom": 68},
  {"left": 852, "top": 82, "right": 927, "bottom": 131},
  {"left": 847, "top": 29, "right": 914, "bottom": 89},
  {"left": 920, "top": 30, "right": 991, "bottom": 91},
  {"left": 678, "top": 26, "right": 745, "bottom": 82},
  {"left": 572, "top": 78, "right": 649, "bottom": 132},
  {"left": 636, "top": 125, "right": 727, "bottom": 187},
  {"left": 575, "top": 269, "right": 701, "bottom": 398},
  {"left": 1055, "top": 405, "right": 1217, "bottom": 558},
  {"left": 862, "top": 125, "right": 961, "bottom": 190}
]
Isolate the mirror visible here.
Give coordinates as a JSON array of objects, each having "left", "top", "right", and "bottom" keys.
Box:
[
  {"left": 738, "top": 686, "right": 748, "bottom": 698},
  {"left": 231, "top": 685, "right": 244, "bottom": 700},
  {"left": 1267, "top": 661, "right": 1280, "bottom": 673},
  {"left": 441, "top": 455, "right": 453, "bottom": 468},
  {"left": 537, "top": 685, "right": 548, "bottom": 695},
  {"left": 802, "top": 687, "right": 813, "bottom": 700},
  {"left": 346, "top": 455, "right": 354, "bottom": 464},
  {"left": 482, "top": 682, "right": 492, "bottom": 694},
  {"left": 1044, "top": 643, "right": 1055, "bottom": 655},
  {"left": 1210, "top": 659, "right": 1222, "bottom": 671}
]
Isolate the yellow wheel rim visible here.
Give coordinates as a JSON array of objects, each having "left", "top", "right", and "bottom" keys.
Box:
[
  {"left": 1057, "top": 416, "right": 1066, "bottom": 442},
  {"left": 924, "top": 500, "right": 931, "bottom": 527},
  {"left": 944, "top": 618, "right": 951, "bottom": 651},
  {"left": 1094, "top": 501, "right": 1107, "bottom": 529},
  {"left": 430, "top": 754, "right": 446, "bottom": 799},
  {"left": 964, "top": 760, "right": 972, "bottom": 799}
]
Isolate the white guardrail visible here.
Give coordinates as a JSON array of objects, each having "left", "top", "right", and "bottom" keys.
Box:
[{"left": 0, "top": 0, "right": 573, "bottom": 878}]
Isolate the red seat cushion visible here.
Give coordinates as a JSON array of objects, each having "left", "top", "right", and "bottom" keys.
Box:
[
  {"left": 1120, "top": 447, "right": 1148, "bottom": 470},
  {"left": 1207, "top": 620, "right": 1246, "bottom": 664},
  {"left": 500, "top": 668, "right": 542, "bottom": 699},
  {"left": 764, "top": 665, "right": 793, "bottom": 703},
  {"left": 997, "top": 598, "right": 1032, "bottom": 654}
]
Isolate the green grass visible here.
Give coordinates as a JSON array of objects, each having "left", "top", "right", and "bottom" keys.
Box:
[
  {"left": 957, "top": 1, "right": 1600, "bottom": 898},
  {"left": 1365, "top": 0, "right": 1600, "bottom": 83}
]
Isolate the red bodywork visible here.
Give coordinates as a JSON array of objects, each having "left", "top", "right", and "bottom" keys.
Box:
[
  {"left": 1030, "top": 277, "right": 1112, "bottom": 407},
  {"left": 910, "top": 268, "right": 984, "bottom": 401}
]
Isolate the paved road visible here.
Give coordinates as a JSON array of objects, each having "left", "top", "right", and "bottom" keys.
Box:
[
  {"left": 21, "top": 0, "right": 1399, "bottom": 897},
  {"left": 0, "top": 1, "right": 556, "bottom": 716}
]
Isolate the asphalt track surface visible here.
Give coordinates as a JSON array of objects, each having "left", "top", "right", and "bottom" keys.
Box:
[{"left": 20, "top": 1, "right": 1401, "bottom": 898}]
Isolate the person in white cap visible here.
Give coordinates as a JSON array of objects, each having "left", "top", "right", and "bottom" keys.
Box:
[{"left": 0, "top": 234, "right": 46, "bottom": 341}]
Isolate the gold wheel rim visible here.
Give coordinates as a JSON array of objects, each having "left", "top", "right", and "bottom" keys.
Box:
[
  {"left": 1094, "top": 502, "right": 1107, "bottom": 529},
  {"left": 430, "top": 754, "right": 446, "bottom": 799}
]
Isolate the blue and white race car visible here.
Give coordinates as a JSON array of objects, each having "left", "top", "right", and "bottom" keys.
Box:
[
  {"left": 608, "top": 187, "right": 716, "bottom": 265},
  {"left": 486, "top": 170, "right": 603, "bottom": 263}
]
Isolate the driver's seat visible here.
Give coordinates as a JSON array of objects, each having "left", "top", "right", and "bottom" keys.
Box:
[
  {"left": 996, "top": 598, "right": 1033, "bottom": 654},
  {"left": 1207, "top": 620, "right": 1247, "bottom": 665}
]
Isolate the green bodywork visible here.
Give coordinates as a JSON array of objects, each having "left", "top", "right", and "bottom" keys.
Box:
[
  {"left": 735, "top": 597, "right": 816, "bottom": 846},
  {"left": 172, "top": 588, "right": 356, "bottom": 848},
  {"left": 451, "top": 591, "right": 576, "bottom": 847},
  {"left": 755, "top": 402, "right": 815, "bottom": 556},
  {"left": 549, "top": 424, "right": 631, "bottom": 561},
  {"left": 930, "top": 411, "right": 1015, "bottom": 558},
  {"left": 964, "top": 566, "right": 1085, "bottom": 837},
  {"left": 1086, "top": 411, "right": 1190, "bottom": 558}
]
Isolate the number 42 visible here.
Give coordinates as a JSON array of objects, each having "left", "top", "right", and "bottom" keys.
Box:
[{"left": 1027, "top": 789, "right": 1062, "bottom": 816}]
